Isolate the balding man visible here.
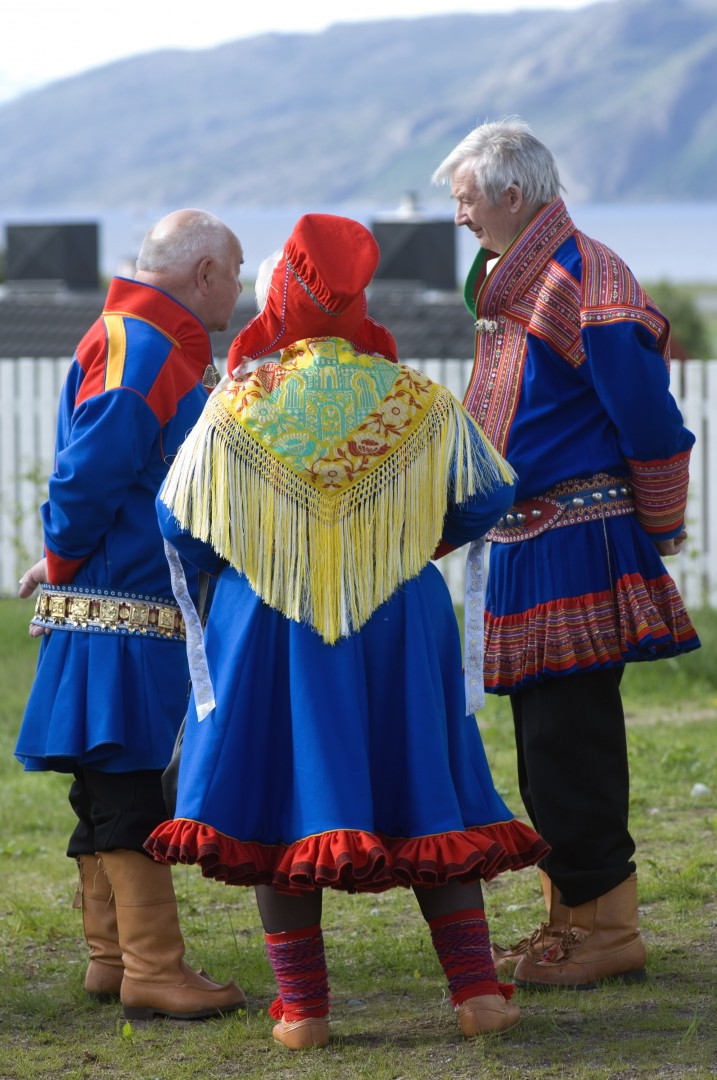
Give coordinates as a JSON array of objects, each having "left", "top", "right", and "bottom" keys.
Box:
[{"left": 15, "top": 209, "right": 246, "bottom": 1021}]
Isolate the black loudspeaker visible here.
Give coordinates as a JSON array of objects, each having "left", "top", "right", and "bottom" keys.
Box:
[
  {"left": 6, "top": 223, "right": 100, "bottom": 289},
  {"left": 371, "top": 219, "right": 456, "bottom": 290}
]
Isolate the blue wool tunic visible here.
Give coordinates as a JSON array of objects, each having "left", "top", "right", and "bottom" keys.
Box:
[
  {"left": 461, "top": 198, "right": 701, "bottom": 693},
  {"left": 16, "top": 277, "right": 212, "bottom": 774},
  {"left": 146, "top": 350, "right": 549, "bottom": 892}
]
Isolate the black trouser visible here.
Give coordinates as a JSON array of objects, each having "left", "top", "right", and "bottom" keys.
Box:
[
  {"left": 510, "top": 667, "right": 636, "bottom": 907},
  {"left": 67, "top": 767, "right": 168, "bottom": 858}
]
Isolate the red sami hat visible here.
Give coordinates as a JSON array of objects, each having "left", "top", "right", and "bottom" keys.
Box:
[{"left": 228, "top": 213, "right": 398, "bottom": 372}]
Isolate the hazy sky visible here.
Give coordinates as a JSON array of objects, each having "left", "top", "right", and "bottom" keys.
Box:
[{"left": 2, "top": 0, "right": 609, "bottom": 102}]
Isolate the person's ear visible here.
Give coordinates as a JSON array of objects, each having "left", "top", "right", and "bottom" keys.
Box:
[
  {"left": 196, "top": 256, "right": 212, "bottom": 296},
  {"left": 506, "top": 185, "right": 524, "bottom": 214}
]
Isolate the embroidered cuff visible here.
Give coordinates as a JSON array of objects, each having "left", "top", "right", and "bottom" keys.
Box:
[{"left": 626, "top": 450, "right": 691, "bottom": 535}]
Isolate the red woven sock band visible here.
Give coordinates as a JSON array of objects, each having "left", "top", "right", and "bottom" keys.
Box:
[
  {"left": 428, "top": 908, "right": 499, "bottom": 1006},
  {"left": 264, "top": 924, "right": 329, "bottom": 1022}
]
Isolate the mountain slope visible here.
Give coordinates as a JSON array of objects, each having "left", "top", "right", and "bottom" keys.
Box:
[{"left": 0, "top": 0, "right": 714, "bottom": 210}]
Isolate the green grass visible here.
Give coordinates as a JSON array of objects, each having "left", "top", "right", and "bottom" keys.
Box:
[{"left": 1, "top": 598, "right": 715, "bottom": 1079}]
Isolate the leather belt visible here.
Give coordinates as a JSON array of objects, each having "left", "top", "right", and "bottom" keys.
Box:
[{"left": 487, "top": 475, "right": 634, "bottom": 544}]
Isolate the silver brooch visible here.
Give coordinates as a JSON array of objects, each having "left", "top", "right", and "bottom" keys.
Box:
[
  {"left": 202, "top": 363, "right": 220, "bottom": 388},
  {"left": 475, "top": 318, "right": 498, "bottom": 333}
]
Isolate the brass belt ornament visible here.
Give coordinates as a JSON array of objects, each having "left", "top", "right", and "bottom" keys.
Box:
[{"left": 32, "top": 585, "right": 186, "bottom": 640}]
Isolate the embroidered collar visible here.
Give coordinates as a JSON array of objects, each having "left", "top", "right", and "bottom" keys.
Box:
[{"left": 463, "top": 197, "right": 576, "bottom": 319}]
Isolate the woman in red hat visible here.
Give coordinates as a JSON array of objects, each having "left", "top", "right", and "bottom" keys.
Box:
[{"left": 146, "top": 214, "right": 548, "bottom": 1049}]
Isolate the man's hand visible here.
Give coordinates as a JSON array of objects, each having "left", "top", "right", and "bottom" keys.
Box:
[
  {"left": 655, "top": 530, "right": 687, "bottom": 557},
  {"left": 18, "top": 559, "right": 49, "bottom": 637}
]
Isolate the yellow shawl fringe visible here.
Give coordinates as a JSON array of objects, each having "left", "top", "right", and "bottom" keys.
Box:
[{"left": 161, "top": 376, "right": 512, "bottom": 644}]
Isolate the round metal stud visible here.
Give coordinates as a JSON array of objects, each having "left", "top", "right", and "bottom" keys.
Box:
[
  {"left": 620, "top": 486, "right": 629, "bottom": 495},
  {"left": 531, "top": 508, "right": 543, "bottom": 519},
  {"left": 506, "top": 513, "right": 516, "bottom": 526},
  {"left": 608, "top": 488, "right": 618, "bottom": 498},
  {"left": 516, "top": 512, "right": 527, "bottom": 523},
  {"left": 592, "top": 491, "right": 603, "bottom": 502},
  {"left": 572, "top": 497, "right": 585, "bottom": 507}
]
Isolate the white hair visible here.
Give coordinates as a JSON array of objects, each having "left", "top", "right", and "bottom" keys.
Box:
[
  {"left": 254, "top": 250, "right": 283, "bottom": 311},
  {"left": 432, "top": 117, "right": 563, "bottom": 207},
  {"left": 136, "top": 209, "right": 236, "bottom": 273}
]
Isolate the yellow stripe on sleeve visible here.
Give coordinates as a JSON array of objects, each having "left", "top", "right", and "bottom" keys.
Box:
[{"left": 103, "top": 314, "right": 127, "bottom": 390}]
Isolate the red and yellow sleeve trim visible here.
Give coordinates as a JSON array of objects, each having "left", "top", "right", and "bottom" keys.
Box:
[{"left": 626, "top": 450, "right": 691, "bottom": 535}]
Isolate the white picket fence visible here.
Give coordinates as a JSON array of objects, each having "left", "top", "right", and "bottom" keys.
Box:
[{"left": 1, "top": 356, "right": 716, "bottom": 608}]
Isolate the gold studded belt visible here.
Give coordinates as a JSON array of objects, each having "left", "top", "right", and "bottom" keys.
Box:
[
  {"left": 487, "top": 475, "right": 634, "bottom": 544},
  {"left": 32, "top": 584, "right": 186, "bottom": 641}
]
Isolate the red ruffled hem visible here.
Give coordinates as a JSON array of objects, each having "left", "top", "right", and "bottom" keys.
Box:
[{"left": 145, "top": 819, "right": 549, "bottom": 894}]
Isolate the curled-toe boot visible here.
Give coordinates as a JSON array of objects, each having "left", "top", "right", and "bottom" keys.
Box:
[
  {"left": 272, "top": 1016, "right": 331, "bottom": 1050},
  {"left": 456, "top": 994, "right": 521, "bottom": 1036},
  {"left": 492, "top": 869, "right": 570, "bottom": 974},
  {"left": 514, "top": 873, "right": 647, "bottom": 990}
]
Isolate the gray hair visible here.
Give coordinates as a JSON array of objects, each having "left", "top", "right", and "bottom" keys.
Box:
[
  {"left": 432, "top": 117, "right": 563, "bottom": 207},
  {"left": 136, "top": 209, "right": 235, "bottom": 273}
]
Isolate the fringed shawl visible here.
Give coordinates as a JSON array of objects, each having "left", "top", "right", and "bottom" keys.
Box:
[{"left": 161, "top": 337, "right": 512, "bottom": 643}]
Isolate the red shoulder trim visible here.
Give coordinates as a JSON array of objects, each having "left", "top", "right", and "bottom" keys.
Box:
[{"left": 577, "top": 234, "right": 670, "bottom": 358}]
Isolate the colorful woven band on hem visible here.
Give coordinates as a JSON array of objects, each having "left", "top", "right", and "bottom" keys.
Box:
[
  {"left": 487, "top": 475, "right": 634, "bottom": 544},
  {"left": 32, "top": 584, "right": 186, "bottom": 640}
]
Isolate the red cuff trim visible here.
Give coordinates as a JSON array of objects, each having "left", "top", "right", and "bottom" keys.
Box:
[{"left": 45, "top": 547, "right": 88, "bottom": 584}]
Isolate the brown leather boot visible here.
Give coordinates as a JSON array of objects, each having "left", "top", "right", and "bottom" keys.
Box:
[
  {"left": 100, "top": 849, "right": 247, "bottom": 1020},
  {"left": 74, "top": 854, "right": 123, "bottom": 1001},
  {"left": 491, "top": 869, "right": 569, "bottom": 974},
  {"left": 513, "top": 873, "right": 647, "bottom": 990}
]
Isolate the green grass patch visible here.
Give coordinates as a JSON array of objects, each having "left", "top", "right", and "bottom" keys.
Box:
[{"left": 1, "top": 599, "right": 715, "bottom": 1078}]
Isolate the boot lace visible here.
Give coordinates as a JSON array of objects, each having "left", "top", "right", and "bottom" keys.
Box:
[
  {"left": 540, "top": 927, "right": 588, "bottom": 963},
  {"left": 493, "top": 922, "right": 554, "bottom": 963}
]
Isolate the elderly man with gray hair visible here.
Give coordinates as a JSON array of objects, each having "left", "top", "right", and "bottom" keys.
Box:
[
  {"left": 433, "top": 118, "right": 699, "bottom": 991},
  {"left": 15, "top": 209, "right": 246, "bottom": 1021}
]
